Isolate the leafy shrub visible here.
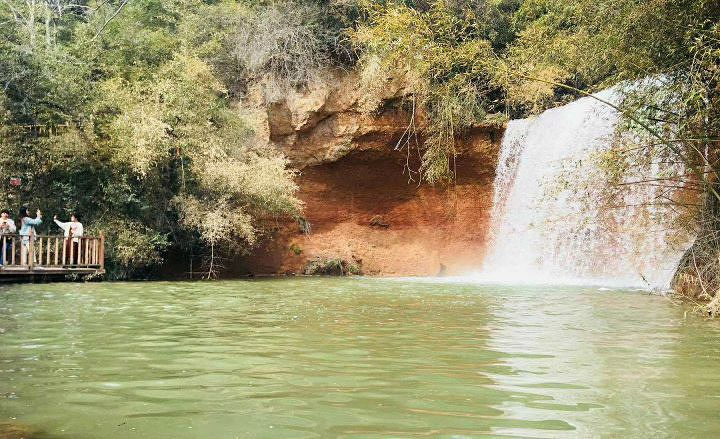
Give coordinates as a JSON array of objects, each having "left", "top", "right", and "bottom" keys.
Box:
[
  {"left": 303, "top": 257, "right": 362, "bottom": 276},
  {"left": 289, "top": 243, "right": 303, "bottom": 255},
  {"left": 102, "top": 219, "right": 170, "bottom": 279}
]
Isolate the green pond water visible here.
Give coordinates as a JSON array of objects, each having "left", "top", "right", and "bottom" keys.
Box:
[{"left": 1, "top": 278, "right": 719, "bottom": 438}]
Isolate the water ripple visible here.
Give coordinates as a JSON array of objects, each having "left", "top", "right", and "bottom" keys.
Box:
[{"left": 0, "top": 279, "right": 719, "bottom": 438}]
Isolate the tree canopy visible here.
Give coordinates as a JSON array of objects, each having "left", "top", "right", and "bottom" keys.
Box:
[{"left": 0, "top": 0, "right": 301, "bottom": 278}]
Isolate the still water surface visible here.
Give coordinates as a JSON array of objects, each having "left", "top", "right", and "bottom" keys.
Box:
[{"left": 1, "top": 278, "right": 719, "bottom": 438}]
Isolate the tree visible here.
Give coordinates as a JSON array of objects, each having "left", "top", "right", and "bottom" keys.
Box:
[
  {"left": 0, "top": 0, "right": 302, "bottom": 278},
  {"left": 352, "top": 0, "right": 517, "bottom": 183}
]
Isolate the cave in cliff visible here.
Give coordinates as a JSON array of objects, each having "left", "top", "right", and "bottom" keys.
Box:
[{"left": 238, "top": 71, "right": 502, "bottom": 276}]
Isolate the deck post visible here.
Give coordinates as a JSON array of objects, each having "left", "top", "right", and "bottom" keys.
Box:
[
  {"left": 69, "top": 237, "right": 74, "bottom": 267},
  {"left": 28, "top": 229, "right": 34, "bottom": 269},
  {"left": 99, "top": 233, "right": 105, "bottom": 270}
]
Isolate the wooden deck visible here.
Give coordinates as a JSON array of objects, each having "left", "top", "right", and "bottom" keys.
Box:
[{"left": 0, "top": 233, "right": 105, "bottom": 278}]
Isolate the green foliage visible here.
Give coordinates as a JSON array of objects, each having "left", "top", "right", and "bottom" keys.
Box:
[
  {"left": 353, "top": 0, "right": 514, "bottom": 183},
  {"left": 502, "top": 0, "right": 719, "bottom": 109},
  {"left": 289, "top": 242, "right": 303, "bottom": 255},
  {"left": 0, "top": 0, "right": 301, "bottom": 278},
  {"left": 304, "top": 256, "right": 361, "bottom": 276},
  {"left": 103, "top": 219, "right": 170, "bottom": 279}
]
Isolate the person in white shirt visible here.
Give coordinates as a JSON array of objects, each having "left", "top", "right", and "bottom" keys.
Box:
[
  {"left": 0, "top": 209, "right": 16, "bottom": 266},
  {"left": 54, "top": 213, "right": 83, "bottom": 265}
]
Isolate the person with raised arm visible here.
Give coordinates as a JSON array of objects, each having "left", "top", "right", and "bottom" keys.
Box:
[
  {"left": 18, "top": 207, "right": 41, "bottom": 265},
  {"left": 54, "top": 213, "right": 83, "bottom": 265}
]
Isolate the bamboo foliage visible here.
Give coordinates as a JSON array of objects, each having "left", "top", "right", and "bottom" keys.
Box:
[{"left": 0, "top": 1, "right": 303, "bottom": 279}]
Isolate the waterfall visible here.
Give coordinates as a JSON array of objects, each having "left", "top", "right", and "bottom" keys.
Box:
[{"left": 480, "top": 89, "right": 689, "bottom": 289}]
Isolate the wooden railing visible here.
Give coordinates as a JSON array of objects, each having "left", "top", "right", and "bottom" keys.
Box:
[
  {"left": 0, "top": 232, "right": 104, "bottom": 270},
  {"left": 17, "top": 123, "right": 71, "bottom": 137}
]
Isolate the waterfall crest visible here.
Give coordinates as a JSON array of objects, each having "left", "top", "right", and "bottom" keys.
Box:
[{"left": 480, "top": 89, "right": 688, "bottom": 289}]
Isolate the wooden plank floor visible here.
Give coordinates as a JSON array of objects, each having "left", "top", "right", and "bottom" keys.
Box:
[{"left": 0, "top": 266, "right": 105, "bottom": 275}]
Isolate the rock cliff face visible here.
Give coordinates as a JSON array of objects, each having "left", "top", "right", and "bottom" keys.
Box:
[{"left": 241, "top": 70, "right": 503, "bottom": 276}]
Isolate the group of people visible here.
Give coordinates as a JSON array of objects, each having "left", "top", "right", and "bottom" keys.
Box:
[{"left": 0, "top": 207, "right": 84, "bottom": 266}]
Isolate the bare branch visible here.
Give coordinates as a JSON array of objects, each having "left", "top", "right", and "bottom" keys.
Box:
[{"left": 90, "top": 0, "right": 129, "bottom": 42}]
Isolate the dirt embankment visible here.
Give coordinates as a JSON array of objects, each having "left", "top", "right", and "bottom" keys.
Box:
[{"left": 240, "top": 70, "right": 504, "bottom": 276}]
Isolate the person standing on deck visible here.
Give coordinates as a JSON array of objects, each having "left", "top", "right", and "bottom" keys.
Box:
[
  {"left": 19, "top": 207, "right": 42, "bottom": 265},
  {"left": 0, "top": 210, "right": 16, "bottom": 266},
  {"left": 54, "top": 214, "right": 83, "bottom": 265}
]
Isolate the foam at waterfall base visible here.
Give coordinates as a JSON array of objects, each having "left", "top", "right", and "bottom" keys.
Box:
[
  {"left": 462, "top": 271, "right": 663, "bottom": 289},
  {"left": 386, "top": 273, "right": 662, "bottom": 290}
]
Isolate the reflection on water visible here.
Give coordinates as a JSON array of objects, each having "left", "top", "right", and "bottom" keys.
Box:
[{"left": 0, "top": 279, "right": 719, "bottom": 438}]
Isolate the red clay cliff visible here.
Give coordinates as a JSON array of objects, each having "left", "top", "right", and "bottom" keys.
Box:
[{"left": 239, "top": 70, "right": 503, "bottom": 276}]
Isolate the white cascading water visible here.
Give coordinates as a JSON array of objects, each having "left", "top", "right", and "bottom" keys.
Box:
[{"left": 480, "top": 89, "right": 689, "bottom": 289}]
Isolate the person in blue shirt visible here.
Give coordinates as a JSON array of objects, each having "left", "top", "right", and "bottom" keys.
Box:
[{"left": 18, "top": 207, "right": 42, "bottom": 265}]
